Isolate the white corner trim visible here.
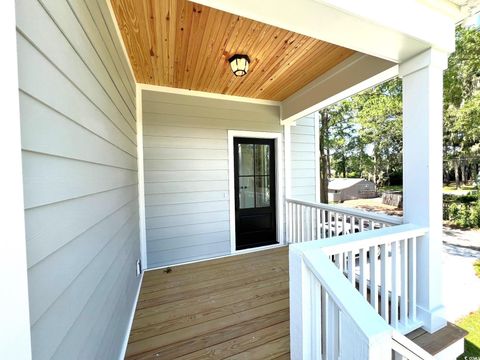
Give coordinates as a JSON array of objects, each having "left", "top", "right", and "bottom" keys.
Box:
[
  {"left": 227, "top": 130, "right": 285, "bottom": 254},
  {"left": 136, "top": 85, "right": 147, "bottom": 270},
  {"left": 284, "top": 125, "right": 292, "bottom": 199},
  {"left": 118, "top": 272, "right": 143, "bottom": 360},
  {"left": 314, "top": 111, "right": 320, "bottom": 203},
  {"left": 105, "top": 0, "right": 136, "bottom": 82},
  {"left": 0, "top": 0, "right": 32, "bottom": 358},
  {"left": 137, "top": 83, "right": 281, "bottom": 107}
]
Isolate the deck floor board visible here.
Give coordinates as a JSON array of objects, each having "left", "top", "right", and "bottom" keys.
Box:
[{"left": 126, "top": 247, "right": 290, "bottom": 359}]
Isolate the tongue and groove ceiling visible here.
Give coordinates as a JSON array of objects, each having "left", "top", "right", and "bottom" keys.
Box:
[{"left": 110, "top": 0, "right": 356, "bottom": 101}]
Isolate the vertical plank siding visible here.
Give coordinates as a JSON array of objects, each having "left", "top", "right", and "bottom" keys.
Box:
[
  {"left": 142, "top": 90, "right": 281, "bottom": 268},
  {"left": 16, "top": 0, "right": 140, "bottom": 358},
  {"left": 291, "top": 114, "right": 317, "bottom": 202}
]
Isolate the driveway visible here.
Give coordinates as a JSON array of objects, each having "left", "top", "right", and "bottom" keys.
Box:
[{"left": 442, "top": 227, "right": 480, "bottom": 322}]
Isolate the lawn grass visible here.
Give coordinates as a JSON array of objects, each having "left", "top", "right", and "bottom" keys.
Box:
[
  {"left": 456, "top": 262, "right": 480, "bottom": 359},
  {"left": 457, "top": 308, "right": 480, "bottom": 359},
  {"left": 475, "top": 260, "right": 480, "bottom": 279}
]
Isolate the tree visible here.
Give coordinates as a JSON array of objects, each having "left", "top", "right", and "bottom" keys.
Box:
[
  {"left": 352, "top": 78, "right": 403, "bottom": 186},
  {"left": 443, "top": 25, "right": 480, "bottom": 187}
]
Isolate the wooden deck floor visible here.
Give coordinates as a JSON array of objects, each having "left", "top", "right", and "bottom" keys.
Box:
[{"left": 125, "top": 247, "right": 290, "bottom": 360}]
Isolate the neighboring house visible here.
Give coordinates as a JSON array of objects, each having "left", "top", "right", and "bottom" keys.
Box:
[
  {"left": 2, "top": 1, "right": 478, "bottom": 360},
  {"left": 328, "top": 178, "right": 377, "bottom": 202}
]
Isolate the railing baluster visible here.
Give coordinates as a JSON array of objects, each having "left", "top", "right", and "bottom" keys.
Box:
[
  {"left": 335, "top": 253, "right": 343, "bottom": 271},
  {"left": 301, "top": 205, "right": 305, "bottom": 242},
  {"left": 350, "top": 215, "right": 355, "bottom": 234},
  {"left": 321, "top": 286, "right": 327, "bottom": 357},
  {"left": 316, "top": 208, "right": 321, "bottom": 240},
  {"left": 311, "top": 206, "right": 315, "bottom": 241},
  {"left": 296, "top": 204, "right": 301, "bottom": 243},
  {"left": 342, "top": 214, "right": 347, "bottom": 235},
  {"left": 348, "top": 250, "right": 354, "bottom": 285},
  {"left": 380, "top": 244, "right": 389, "bottom": 323},
  {"left": 333, "top": 212, "right": 340, "bottom": 236},
  {"left": 400, "top": 239, "right": 408, "bottom": 326},
  {"left": 408, "top": 237, "right": 417, "bottom": 322},
  {"left": 287, "top": 201, "right": 291, "bottom": 243},
  {"left": 391, "top": 241, "right": 399, "bottom": 328},
  {"left": 369, "top": 245, "right": 378, "bottom": 312},
  {"left": 321, "top": 210, "right": 326, "bottom": 239},
  {"left": 359, "top": 248, "right": 367, "bottom": 299},
  {"left": 291, "top": 203, "right": 295, "bottom": 243},
  {"left": 311, "top": 276, "right": 322, "bottom": 358},
  {"left": 325, "top": 293, "right": 338, "bottom": 359}
]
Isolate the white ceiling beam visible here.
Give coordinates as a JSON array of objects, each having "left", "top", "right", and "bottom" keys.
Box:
[
  {"left": 281, "top": 54, "right": 397, "bottom": 124},
  {"left": 191, "top": 0, "right": 458, "bottom": 63}
]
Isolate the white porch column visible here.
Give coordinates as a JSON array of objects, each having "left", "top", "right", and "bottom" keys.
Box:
[
  {"left": 399, "top": 48, "right": 448, "bottom": 333},
  {"left": 0, "top": 0, "right": 32, "bottom": 359}
]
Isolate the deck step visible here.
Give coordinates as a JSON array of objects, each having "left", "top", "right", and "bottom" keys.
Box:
[{"left": 407, "top": 322, "right": 468, "bottom": 359}]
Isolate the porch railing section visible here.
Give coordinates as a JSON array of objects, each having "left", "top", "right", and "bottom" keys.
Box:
[
  {"left": 290, "top": 224, "right": 431, "bottom": 359},
  {"left": 286, "top": 198, "right": 403, "bottom": 244}
]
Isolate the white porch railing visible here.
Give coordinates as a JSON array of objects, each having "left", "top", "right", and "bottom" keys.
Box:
[
  {"left": 290, "top": 223, "right": 432, "bottom": 359},
  {"left": 286, "top": 198, "right": 402, "bottom": 243}
]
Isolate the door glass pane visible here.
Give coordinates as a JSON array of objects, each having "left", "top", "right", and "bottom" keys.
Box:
[
  {"left": 255, "top": 144, "right": 270, "bottom": 176},
  {"left": 239, "top": 176, "right": 254, "bottom": 209},
  {"left": 255, "top": 176, "right": 270, "bottom": 207},
  {"left": 238, "top": 144, "right": 254, "bottom": 176}
]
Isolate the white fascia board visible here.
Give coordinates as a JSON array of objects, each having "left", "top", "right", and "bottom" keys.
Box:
[
  {"left": 281, "top": 54, "right": 398, "bottom": 124},
  {"left": 191, "top": 0, "right": 457, "bottom": 63}
]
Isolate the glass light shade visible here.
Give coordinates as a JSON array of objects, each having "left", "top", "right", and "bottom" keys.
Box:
[{"left": 229, "top": 54, "right": 250, "bottom": 77}]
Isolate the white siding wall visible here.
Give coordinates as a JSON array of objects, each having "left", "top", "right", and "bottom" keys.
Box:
[
  {"left": 291, "top": 114, "right": 318, "bottom": 202},
  {"left": 142, "top": 91, "right": 281, "bottom": 268},
  {"left": 16, "top": 0, "right": 140, "bottom": 359}
]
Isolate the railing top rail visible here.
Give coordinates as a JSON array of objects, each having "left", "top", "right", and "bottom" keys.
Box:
[
  {"left": 297, "top": 246, "right": 392, "bottom": 342},
  {"left": 291, "top": 223, "right": 427, "bottom": 255},
  {"left": 286, "top": 197, "right": 403, "bottom": 225},
  {"left": 320, "top": 224, "right": 427, "bottom": 255}
]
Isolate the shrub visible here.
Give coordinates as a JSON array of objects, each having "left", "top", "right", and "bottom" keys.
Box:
[{"left": 446, "top": 200, "right": 480, "bottom": 228}]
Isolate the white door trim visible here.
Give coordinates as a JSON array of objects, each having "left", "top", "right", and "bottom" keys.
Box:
[{"left": 227, "top": 130, "right": 285, "bottom": 254}]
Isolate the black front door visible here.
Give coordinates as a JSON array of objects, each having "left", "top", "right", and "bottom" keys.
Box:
[{"left": 234, "top": 137, "right": 277, "bottom": 250}]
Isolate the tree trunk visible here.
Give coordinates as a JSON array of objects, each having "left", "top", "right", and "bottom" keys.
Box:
[
  {"left": 327, "top": 147, "right": 332, "bottom": 178},
  {"left": 454, "top": 159, "right": 460, "bottom": 189},
  {"left": 319, "top": 110, "right": 330, "bottom": 203}
]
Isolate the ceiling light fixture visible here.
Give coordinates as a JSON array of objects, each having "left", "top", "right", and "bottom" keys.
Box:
[{"left": 228, "top": 54, "right": 250, "bottom": 77}]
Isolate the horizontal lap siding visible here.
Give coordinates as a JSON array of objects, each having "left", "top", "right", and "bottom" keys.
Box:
[
  {"left": 16, "top": 0, "right": 139, "bottom": 359},
  {"left": 142, "top": 91, "right": 281, "bottom": 268},
  {"left": 291, "top": 114, "right": 317, "bottom": 202}
]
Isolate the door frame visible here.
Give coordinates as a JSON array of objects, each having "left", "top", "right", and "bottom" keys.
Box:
[{"left": 227, "top": 130, "right": 285, "bottom": 254}]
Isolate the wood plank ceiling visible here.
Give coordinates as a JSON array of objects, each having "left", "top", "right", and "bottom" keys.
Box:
[{"left": 110, "top": 0, "right": 356, "bottom": 101}]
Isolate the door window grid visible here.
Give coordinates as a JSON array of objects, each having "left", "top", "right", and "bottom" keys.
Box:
[{"left": 238, "top": 143, "right": 271, "bottom": 209}]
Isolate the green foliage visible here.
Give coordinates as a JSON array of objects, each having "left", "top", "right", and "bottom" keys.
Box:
[
  {"left": 457, "top": 308, "right": 480, "bottom": 359},
  {"left": 444, "top": 25, "right": 480, "bottom": 164},
  {"left": 474, "top": 260, "right": 480, "bottom": 279},
  {"left": 324, "top": 78, "right": 403, "bottom": 185},
  {"left": 445, "top": 199, "right": 480, "bottom": 228}
]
